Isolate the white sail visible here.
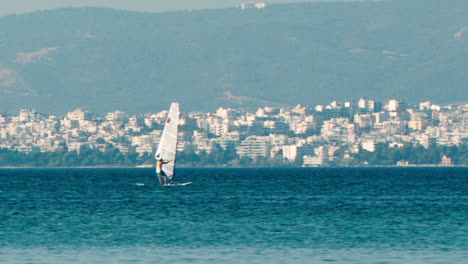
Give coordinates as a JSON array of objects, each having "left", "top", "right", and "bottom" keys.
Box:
[{"left": 155, "top": 102, "right": 180, "bottom": 181}]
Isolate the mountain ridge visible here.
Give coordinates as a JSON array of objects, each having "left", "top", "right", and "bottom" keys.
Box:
[{"left": 0, "top": 0, "right": 467, "bottom": 114}]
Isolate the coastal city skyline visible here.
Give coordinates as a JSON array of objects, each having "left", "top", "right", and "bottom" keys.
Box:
[{"left": 1, "top": 97, "right": 466, "bottom": 167}]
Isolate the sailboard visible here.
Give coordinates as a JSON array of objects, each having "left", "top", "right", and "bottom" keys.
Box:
[{"left": 155, "top": 102, "right": 191, "bottom": 186}]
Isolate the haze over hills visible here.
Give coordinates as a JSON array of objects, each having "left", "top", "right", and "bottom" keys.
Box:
[{"left": 0, "top": 0, "right": 467, "bottom": 114}]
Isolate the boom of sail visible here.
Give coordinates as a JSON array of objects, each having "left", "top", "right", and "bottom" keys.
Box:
[{"left": 155, "top": 102, "right": 180, "bottom": 182}]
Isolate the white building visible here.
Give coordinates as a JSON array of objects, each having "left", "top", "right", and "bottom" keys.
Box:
[
  {"left": 282, "top": 145, "right": 298, "bottom": 161},
  {"left": 106, "top": 111, "right": 127, "bottom": 122},
  {"left": 19, "top": 109, "right": 37, "bottom": 122},
  {"left": 420, "top": 101, "right": 431, "bottom": 110},
  {"left": 303, "top": 155, "right": 325, "bottom": 167},
  {"left": 358, "top": 98, "right": 367, "bottom": 109},
  {"left": 67, "top": 108, "right": 89, "bottom": 121},
  {"left": 354, "top": 113, "right": 373, "bottom": 128},
  {"left": 237, "top": 136, "right": 271, "bottom": 159},
  {"left": 361, "top": 140, "right": 376, "bottom": 152},
  {"left": 387, "top": 99, "right": 401, "bottom": 112},
  {"left": 241, "top": 2, "right": 267, "bottom": 10}
]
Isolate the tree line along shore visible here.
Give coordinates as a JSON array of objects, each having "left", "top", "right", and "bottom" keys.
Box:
[{"left": 0, "top": 142, "right": 466, "bottom": 168}]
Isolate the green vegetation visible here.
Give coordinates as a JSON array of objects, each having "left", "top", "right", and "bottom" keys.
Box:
[
  {"left": 1, "top": 143, "right": 465, "bottom": 168},
  {"left": 177, "top": 145, "right": 301, "bottom": 167},
  {"left": 350, "top": 143, "right": 468, "bottom": 166},
  {"left": 0, "top": 146, "right": 143, "bottom": 167},
  {"left": 0, "top": 144, "right": 297, "bottom": 168}
]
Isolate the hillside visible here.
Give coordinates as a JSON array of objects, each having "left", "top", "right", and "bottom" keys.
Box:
[{"left": 0, "top": 0, "right": 467, "bottom": 114}]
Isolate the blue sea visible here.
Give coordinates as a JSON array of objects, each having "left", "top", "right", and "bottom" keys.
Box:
[{"left": 0, "top": 167, "right": 466, "bottom": 264}]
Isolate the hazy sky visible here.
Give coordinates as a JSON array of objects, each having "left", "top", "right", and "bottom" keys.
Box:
[{"left": 0, "top": 0, "right": 359, "bottom": 16}]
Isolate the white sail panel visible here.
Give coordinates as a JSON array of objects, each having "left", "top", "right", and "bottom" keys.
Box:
[{"left": 155, "top": 102, "right": 180, "bottom": 181}]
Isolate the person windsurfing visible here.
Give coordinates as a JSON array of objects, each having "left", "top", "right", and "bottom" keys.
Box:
[{"left": 156, "top": 154, "right": 171, "bottom": 185}]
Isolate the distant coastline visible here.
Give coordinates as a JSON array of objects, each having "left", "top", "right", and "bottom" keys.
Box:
[{"left": 1, "top": 165, "right": 466, "bottom": 169}]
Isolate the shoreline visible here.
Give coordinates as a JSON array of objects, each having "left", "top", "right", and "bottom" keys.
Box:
[{"left": 0, "top": 165, "right": 466, "bottom": 169}]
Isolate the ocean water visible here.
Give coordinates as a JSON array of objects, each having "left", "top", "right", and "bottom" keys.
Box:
[{"left": 0, "top": 167, "right": 466, "bottom": 264}]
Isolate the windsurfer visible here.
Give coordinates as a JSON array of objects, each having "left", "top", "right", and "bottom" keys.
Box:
[{"left": 156, "top": 155, "right": 170, "bottom": 185}]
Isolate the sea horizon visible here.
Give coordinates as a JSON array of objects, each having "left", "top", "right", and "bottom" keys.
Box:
[{"left": 1, "top": 164, "right": 466, "bottom": 169}]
